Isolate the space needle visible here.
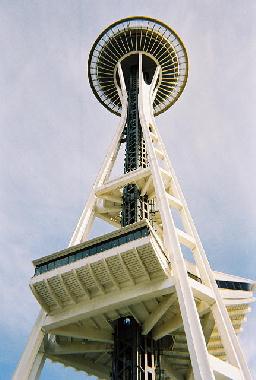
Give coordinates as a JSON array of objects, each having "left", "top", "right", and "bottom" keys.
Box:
[{"left": 14, "top": 16, "right": 255, "bottom": 380}]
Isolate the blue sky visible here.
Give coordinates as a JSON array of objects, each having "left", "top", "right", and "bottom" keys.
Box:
[{"left": 1, "top": 1, "right": 255, "bottom": 379}]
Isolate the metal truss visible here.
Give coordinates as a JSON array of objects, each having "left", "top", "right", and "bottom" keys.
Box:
[{"left": 14, "top": 57, "right": 253, "bottom": 380}]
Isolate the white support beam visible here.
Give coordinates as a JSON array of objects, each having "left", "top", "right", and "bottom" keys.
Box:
[
  {"left": 72, "top": 269, "right": 90, "bottom": 299},
  {"left": 69, "top": 93, "right": 127, "bottom": 246},
  {"left": 150, "top": 131, "right": 158, "bottom": 142},
  {"left": 118, "top": 253, "right": 135, "bottom": 285},
  {"left": 148, "top": 189, "right": 156, "bottom": 200},
  {"left": 97, "top": 193, "right": 122, "bottom": 204},
  {"left": 160, "top": 167, "right": 172, "bottom": 181},
  {"left": 152, "top": 112, "right": 253, "bottom": 377},
  {"left": 153, "top": 313, "right": 183, "bottom": 340},
  {"left": 58, "top": 274, "right": 76, "bottom": 303},
  {"left": 48, "top": 324, "right": 113, "bottom": 343},
  {"left": 47, "top": 354, "right": 110, "bottom": 379},
  {"left": 27, "top": 353, "right": 45, "bottom": 380},
  {"left": 46, "top": 342, "right": 113, "bottom": 355},
  {"left": 88, "top": 264, "right": 105, "bottom": 294},
  {"left": 133, "top": 248, "right": 150, "bottom": 280},
  {"left": 44, "top": 279, "right": 62, "bottom": 308},
  {"left": 30, "top": 285, "right": 50, "bottom": 313},
  {"left": 96, "top": 167, "right": 151, "bottom": 197},
  {"left": 94, "top": 212, "right": 120, "bottom": 228},
  {"left": 13, "top": 311, "right": 46, "bottom": 380},
  {"left": 138, "top": 56, "right": 215, "bottom": 379},
  {"left": 153, "top": 300, "right": 211, "bottom": 340},
  {"left": 166, "top": 192, "right": 183, "bottom": 210},
  {"left": 154, "top": 147, "right": 165, "bottom": 160},
  {"left": 127, "top": 306, "right": 141, "bottom": 324},
  {"left": 95, "top": 206, "right": 121, "bottom": 214},
  {"left": 141, "top": 174, "right": 152, "bottom": 196},
  {"left": 176, "top": 228, "right": 196, "bottom": 250},
  {"left": 43, "top": 277, "right": 175, "bottom": 330},
  {"left": 190, "top": 279, "right": 215, "bottom": 305},
  {"left": 102, "top": 259, "right": 120, "bottom": 290},
  {"left": 209, "top": 354, "right": 241, "bottom": 380},
  {"left": 142, "top": 293, "right": 176, "bottom": 335}
]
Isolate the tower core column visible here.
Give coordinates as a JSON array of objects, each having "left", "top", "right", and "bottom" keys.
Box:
[{"left": 122, "top": 64, "right": 149, "bottom": 227}]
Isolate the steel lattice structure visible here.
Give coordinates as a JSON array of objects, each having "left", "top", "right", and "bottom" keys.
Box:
[{"left": 14, "top": 16, "right": 255, "bottom": 380}]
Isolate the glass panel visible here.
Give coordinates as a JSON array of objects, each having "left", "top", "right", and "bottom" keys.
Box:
[
  {"left": 90, "top": 246, "right": 97, "bottom": 255},
  {"left": 41, "top": 264, "right": 48, "bottom": 273},
  {"left": 69, "top": 254, "right": 76, "bottom": 263},
  {"left": 119, "top": 236, "right": 126, "bottom": 245},
  {"left": 239, "top": 282, "right": 248, "bottom": 291},
  {"left": 55, "top": 260, "right": 62, "bottom": 268},
  {"left": 76, "top": 251, "right": 83, "bottom": 260},
  {"left": 134, "top": 230, "right": 142, "bottom": 239},
  {"left": 62, "top": 257, "right": 68, "bottom": 265},
  {"left": 141, "top": 227, "right": 149, "bottom": 237},
  {"left": 48, "top": 262, "right": 55, "bottom": 270},
  {"left": 126, "top": 233, "right": 133, "bottom": 242},
  {"left": 112, "top": 238, "right": 119, "bottom": 247},
  {"left": 98, "top": 243, "right": 104, "bottom": 252},
  {"left": 104, "top": 241, "right": 111, "bottom": 250}
]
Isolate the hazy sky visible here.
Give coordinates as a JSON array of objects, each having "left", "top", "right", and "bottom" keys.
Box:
[{"left": 1, "top": 1, "right": 255, "bottom": 379}]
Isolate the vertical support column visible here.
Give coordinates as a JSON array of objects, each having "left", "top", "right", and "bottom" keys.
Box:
[
  {"left": 149, "top": 91, "right": 252, "bottom": 379},
  {"left": 69, "top": 69, "right": 128, "bottom": 246},
  {"left": 138, "top": 53, "right": 215, "bottom": 380},
  {"left": 13, "top": 311, "right": 46, "bottom": 380}
]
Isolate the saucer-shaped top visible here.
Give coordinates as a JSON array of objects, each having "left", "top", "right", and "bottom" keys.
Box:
[{"left": 88, "top": 16, "right": 188, "bottom": 116}]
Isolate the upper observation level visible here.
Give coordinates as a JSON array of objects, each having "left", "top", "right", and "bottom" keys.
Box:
[{"left": 88, "top": 16, "right": 188, "bottom": 116}]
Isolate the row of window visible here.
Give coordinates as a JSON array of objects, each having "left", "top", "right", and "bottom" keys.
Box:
[
  {"left": 216, "top": 280, "right": 250, "bottom": 291},
  {"left": 35, "top": 226, "right": 150, "bottom": 276},
  {"left": 188, "top": 272, "right": 250, "bottom": 291}
]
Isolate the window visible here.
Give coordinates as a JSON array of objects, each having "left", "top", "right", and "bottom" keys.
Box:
[
  {"left": 69, "top": 254, "right": 76, "bottom": 263},
  {"left": 48, "top": 262, "right": 55, "bottom": 270},
  {"left": 34, "top": 225, "right": 152, "bottom": 276},
  {"left": 76, "top": 252, "right": 83, "bottom": 260}
]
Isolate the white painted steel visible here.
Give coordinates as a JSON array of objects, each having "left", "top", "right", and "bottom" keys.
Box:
[
  {"left": 16, "top": 51, "right": 254, "bottom": 380},
  {"left": 13, "top": 311, "right": 46, "bottom": 380},
  {"left": 13, "top": 66, "right": 128, "bottom": 380},
  {"left": 69, "top": 95, "right": 128, "bottom": 246},
  {"left": 42, "top": 277, "right": 175, "bottom": 330},
  {"left": 145, "top": 79, "right": 252, "bottom": 378},
  {"left": 138, "top": 53, "right": 216, "bottom": 380}
]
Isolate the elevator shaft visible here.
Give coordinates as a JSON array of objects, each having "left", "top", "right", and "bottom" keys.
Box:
[
  {"left": 112, "top": 64, "right": 163, "bottom": 379},
  {"left": 121, "top": 65, "right": 149, "bottom": 227},
  {"left": 112, "top": 317, "right": 162, "bottom": 380}
]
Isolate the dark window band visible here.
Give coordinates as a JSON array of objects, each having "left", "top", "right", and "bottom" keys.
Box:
[{"left": 35, "top": 226, "right": 149, "bottom": 276}]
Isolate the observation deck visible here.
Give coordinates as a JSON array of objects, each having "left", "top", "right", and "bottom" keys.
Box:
[
  {"left": 88, "top": 16, "right": 188, "bottom": 116},
  {"left": 30, "top": 220, "right": 255, "bottom": 378}
]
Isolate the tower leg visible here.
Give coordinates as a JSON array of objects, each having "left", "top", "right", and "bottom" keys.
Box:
[
  {"left": 138, "top": 54, "right": 215, "bottom": 380},
  {"left": 69, "top": 75, "right": 128, "bottom": 246},
  {"left": 13, "top": 311, "right": 46, "bottom": 380}
]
